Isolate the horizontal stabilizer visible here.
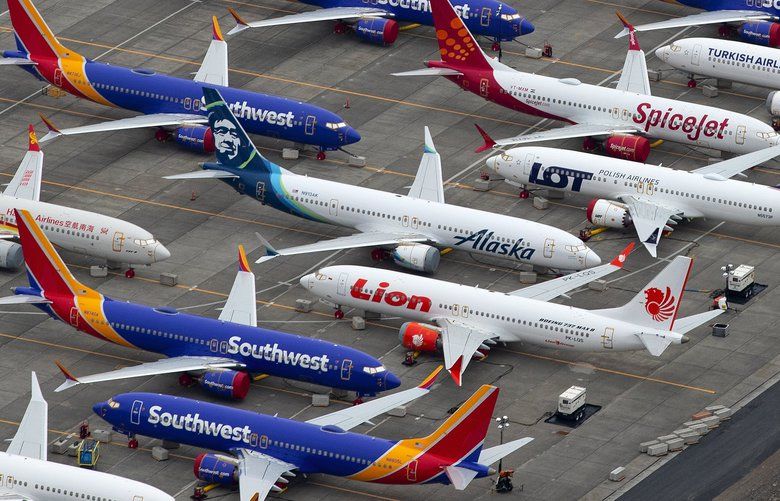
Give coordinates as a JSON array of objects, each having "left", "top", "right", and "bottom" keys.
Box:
[
  {"left": 392, "top": 68, "right": 463, "bottom": 77},
  {"left": 673, "top": 309, "right": 724, "bottom": 335},
  {"left": 478, "top": 437, "right": 534, "bottom": 466},
  {"left": 163, "top": 170, "right": 239, "bottom": 180},
  {"left": 444, "top": 466, "right": 479, "bottom": 490},
  {"left": 0, "top": 295, "right": 51, "bottom": 305},
  {"left": 636, "top": 332, "right": 676, "bottom": 356},
  {"left": 0, "top": 57, "right": 36, "bottom": 65}
]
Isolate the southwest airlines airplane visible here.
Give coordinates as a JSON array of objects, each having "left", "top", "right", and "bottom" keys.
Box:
[
  {"left": 94, "top": 367, "right": 534, "bottom": 501},
  {"left": 1, "top": 0, "right": 359, "bottom": 159},
  {"left": 395, "top": 1, "right": 780, "bottom": 161},
  {"left": 0, "top": 126, "right": 169, "bottom": 277},
  {"left": 228, "top": 0, "right": 534, "bottom": 50},
  {"left": 301, "top": 247, "right": 724, "bottom": 384},
  {"left": 0, "top": 209, "right": 399, "bottom": 401},
  {"left": 167, "top": 88, "right": 601, "bottom": 275},
  {"left": 487, "top": 145, "right": 780, "bottom": 256},
  {"left": 0, "top": 373, "right": 174, "bottom": 500}
]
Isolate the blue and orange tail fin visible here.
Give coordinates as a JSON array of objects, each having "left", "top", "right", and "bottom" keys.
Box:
[
  {"left": 430, "top": 0, "right": 491, "bottom": 70},
  {"left": 8, "top": 0, "right": 78, "bottom": 60}
]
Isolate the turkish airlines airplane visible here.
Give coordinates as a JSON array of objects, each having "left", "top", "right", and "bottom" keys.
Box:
[
  {"left": 0, "top": 126, "right": 169, "bottom": 277},
  {"left": 0, "top": 372, "right": 173, "bottom": 500},
  {"left": 395, "top": 1, "right": 780, "bottom": 161},
  {"left": 486, "top": 144, "right": 780, "bottom": 256},
  {"left": 301, "top": 245, "right": 724, "bottom": 384}
]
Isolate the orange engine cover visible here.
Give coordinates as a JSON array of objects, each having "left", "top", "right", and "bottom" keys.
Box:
[
  {"left": 399, "top": 322, "right": 441, "bottom": 352},
  {"left": 604, "top": 135, "right": 650, "bottom": 163}
]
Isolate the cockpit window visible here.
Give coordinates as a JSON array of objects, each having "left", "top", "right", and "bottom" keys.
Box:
[
  {"left": 133, "top": 238, "right": 157, "bottom": 246},
  {"left": 107, "top": 398, "right": 120, "bottom": 409},
  {"left": 314, "top": 272, "right": 330, "bottom": 281},
  {"left": 670, "top": 43, "right": 681, "bottom": 52},
  {"left": 363, "top": 366, "right": 387, "bottom": 374},
  {"left": 325, "top": 122, "right": 347, "bottom": 130},
  {"left": 501, "top": 13, "right": 521, "bottom": 21},
  {"left": 565, "top": 244, "right": 588, "bottom": 253}
]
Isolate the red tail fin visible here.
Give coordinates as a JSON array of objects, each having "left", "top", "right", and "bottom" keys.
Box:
[
  {"left": 8, "top": 0, "right": 74, "bottom": 59},
  {"left": 430, "top": 0, "right": 491, "bottom": 70}
]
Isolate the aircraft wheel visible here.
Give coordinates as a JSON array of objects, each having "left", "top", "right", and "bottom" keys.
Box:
[
  {"left": 687, "top": 79, "right": 697, "bottom": 88},
  {"left": 154, "top": 129, "right": 169, "bottom": 142},
  {"left": 582, "top": 137, "right": 597, "bottom": 151},
  {"left": 370, "top": 248, "right": 384, "bottom": 261},
  {"left": 128, "top": 438, "right": 139, "bottom": 449},
  {"left": 125, "top": 268, "right": 135, "bottom": 278},
  {"left": 718, "top": 25, "right": 730, "bottom": 38},
  {"left": 334, "top": 309, "right": 344, "bottom": 320},
  {"left": 491, "top": 42, "right": 501, "bottom": 52},
  {"left": 316, "top": 151, "right": 326, "bottom": 161},
  {"left": 519, "top": 190, "right": 530, "bottom": 199},
  {"left": 178, "top": 373, "right": 194, "bottom": 387}
]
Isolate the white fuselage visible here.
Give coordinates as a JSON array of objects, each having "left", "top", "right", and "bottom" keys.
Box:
[
  {"left": 490, "top": 146, "right": 780, "bottom": 225},
  {"left": 0, "top": 451, "right": 174, "bottom": 500}
]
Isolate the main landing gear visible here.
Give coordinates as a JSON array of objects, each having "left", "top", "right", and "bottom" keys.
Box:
[
  {"left": 370, "top": 247, "right": 390, "bottom": 262},
  {"left": 334, "top": 21, "right": 349, "bottom": 35},
  {"left": 155, "top": 128, "right": 170, "bottom": 143}
]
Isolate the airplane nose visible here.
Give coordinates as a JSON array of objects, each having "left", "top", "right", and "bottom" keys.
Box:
[
  {"left": 383, "top": 371, "right": 402, "bottom": 390},
  {"left": 344, "top": 126, "right": 361, "bottom": 146},
  {"left": 299, "top": 273, "right": 314, "bottom": 290},
  {"left": 154, "top": 243, "right": 171, "bottom": 262},
  {"left": 92, "top": 401, "right": 108, "bottom": 417},
  {"left": 584, "top": 249, "right": 602, "bottom": 268},
  {"left": 654, "top": 46, "right": 668, "bottom": 61},
  {"left": 485, "top": 155, "right": 499, "bottom": 172},
  {"left": 519, "top": 18, "right": 535, "bottom": 35}
]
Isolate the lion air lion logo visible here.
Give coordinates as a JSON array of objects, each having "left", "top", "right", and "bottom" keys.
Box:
[
  {"left": 411, "top": 334, "right": 424, "bottom": 347},
  {"left": 644, "top": 287, "right": 676, "bottom": 322}
]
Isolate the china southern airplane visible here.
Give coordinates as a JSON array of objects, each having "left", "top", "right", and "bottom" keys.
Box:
[
  {"left": 395, "top": 1, "right": 780, "bottom": 161},
  {"left": 0, "top": 372, "right": 174, "bottom": 501},
  {"left": 94, "top": 367, "right": 534, "bottom": 501},
  {"left": 1, "top": 0, "right": 359, "bottom": 159},
  {"left": 167, "top": 88, "right": 601, "bottom": 277},
  {"left": 227, "top": 0, "right": 534, "bottom": 50},
  {"left": 487, "top": 145, "right": 780, "bottom": 257},
  {"left": 301, "top": 246, "right": 724, "bottom": 384},
  {"left": 0, "top": 126, "right": 169, "bottom": 277},
  {"left": 0, "top": 209, "right": 399, "bottom": 402}
]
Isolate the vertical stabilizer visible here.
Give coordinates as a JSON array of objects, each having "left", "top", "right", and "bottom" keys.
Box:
[
  {"left": 218, "top": 245, "right": 258, "bottom": 326},
  {"left": 194, "top": 17, "right": 229, "bottom": 87},
  {"left": 4, "top": 125, "right": 43, "bottom": 201},
  {"left": 7, "top": 372, "right": 48, "bottom": 461},
  {"left": 407, "top": 126, "right": 445, "bottom": 203},
  {"left": 615, "top": 12, "right": 651, "bottom": 95},
  {"left": 430, "top": 0, "right": 492, "bottom": 70}
]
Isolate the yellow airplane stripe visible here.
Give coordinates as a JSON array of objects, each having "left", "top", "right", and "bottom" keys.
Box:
[{"left": 58, "top": 57, "right": 114, "bottom": 107}]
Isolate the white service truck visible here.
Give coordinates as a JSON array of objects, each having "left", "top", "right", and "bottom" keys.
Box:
[{"left": 558, "top": 386, "right": 586, "bottom": 421}]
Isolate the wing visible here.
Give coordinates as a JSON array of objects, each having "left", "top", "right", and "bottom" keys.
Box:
[
  {"left": 509, "top": 242, "right": 634, "bottom": 301},
  {"left": 392, "top": 68, "right": 464, "bottom": 77},
  {"left": 219, "top": 246, "right": 257, "bottom": 326},
  {"left": 235, "top": 449, "right": 297, "bottom": 501},
  {"left": 54, "top": 356, "right": 243, "bottom": 392},
  {"left": 436, "top": 318, "right": 497, "bottom": 386},
  {"left": 307, "top": 366, "right": 442, "bottom": 431},
  {"left": 615, "top": 13, "right": 650, "bottom": 95},
  {"left": 616, "top": 10, "right": 773, "bottom": 37},
  {"left": 4, "top": 125, "right": 43, "bottom": 201},
  {"left": 7, "top": 373, "right": 47, "bottom": 461},
  {"left": 693, "top": 143, "right": 780, "bottom": 179},
  {"left": 620, "top": 195, "right": 684, "bottom": 258},
  {"left": 0, "top": 494, "right": 34, "bottom": 500},
  {"left": 228, "top": 6, "right": 391, "bottom": 34},
  {"left": 39, "top": 113, "right": 207, "bottom": 142},
  {"left": 195, "top": 17, "right": 228, "bottom": 87},
  {"left": 407, "top": 126, "right": 445, "bottom": 204},
  {"left": 476, "top": 122, "right": 639, "bottom": 151}
]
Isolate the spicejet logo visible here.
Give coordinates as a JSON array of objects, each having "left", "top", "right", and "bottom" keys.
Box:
[
  {"left": 633, "top": 103, "right": 729, "bottom": 141},
  {"left": 644, "top": 287, "right": 676, "bottom": 322},
  {"left": 350, "top": 278, "right": 432, "bottom": 312}
]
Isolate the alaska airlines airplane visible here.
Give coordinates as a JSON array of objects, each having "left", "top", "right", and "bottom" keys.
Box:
[
  {"left": 94, "top": 367, "right": 534, "bottom": 501},
  {"left": 395, "top": 2, "right": 780, "bottom": 161},
  {"left": 167, "top": 88, "right": 600, "bottom": 276},
  {"left": 301, "top": 247, "right": 724, "bottom": 384},
  {"left": 487, "top": 145, "right": 780, "bottom": 257},
  {"left": 228, "top": 0, "right": 533, "bottom": 50},
  {"left": 1, "top": 0, "right": 359, "bottom": 159},
  {"left": 0, "top": 209, "right": 399, "bottom": 401},
  {"left": 0, "top": 126, "right": 169, "bottom": 277},
  {"left": 0, "top": 373, "right": 174, "bottom": 501}
]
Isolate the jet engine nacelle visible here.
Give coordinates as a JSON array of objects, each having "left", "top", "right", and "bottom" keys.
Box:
[
  {"left": 399, "top": 322, "right": 442, "bottom": 352},
  {"left": 604, "top": 135, "right": 650, "bottom": 163},
  {"left": 392, "top": 243, "right": 440, "bottom": 273},
  {"left": 738, "top": 21, "right": 780, "bottom": 47},
  {"left": 0, "top": 240, "right": 23, "bottom": 269},
  {"left": 354, "top": 18, "right": 399, "bottom": 45},
  {"left": 200, "top": 369, "right": 250, "bottom": 400},
  {"left": 766, "top": 91, "right": 780, "bottom": 116},
  {"left": 194, "top": 453, "right": 238, "bottom": 485},
  {"left": 587, "top": 199, "right": 631, "bottom": 228},
  {"left": 175, "top": 126, "right": 215, "bottom": 154}
]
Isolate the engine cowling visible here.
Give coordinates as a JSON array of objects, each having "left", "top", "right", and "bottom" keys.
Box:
[
  {"left": 604, "top": 135, "right": 650, "bottom": 163},
  {"left": 0, "top": 240, "right": 23, "bottom": 269},
  {"left": 200, "top": 369, "right": 250, "bottom": 399},
  {"left": 175, "top": 126, "right": 215, "bottom": 153},
  {"left": 392, "top": 243, "right": 440, "bottom": 273},
  {"left": 587, "top": 199, "right": 631, "bottom": 228},
  {"left": 399, "top": 322, "right": 442, "bottom": 352},
  {"left": 767, "top": 91, "right": 780, "bottom": 116},
  {"left": 354, "top": 18, "right": 399, "bottom": 45},
  {"left": 194, "top": 453, "right": 238, "bottom": 485},
  {"left": 738, "top": 21, "right": 780, "bottom": 47}
]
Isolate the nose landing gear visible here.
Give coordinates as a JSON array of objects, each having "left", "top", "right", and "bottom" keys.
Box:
[{"left": 125, "top": 268, "right": 135, "bottom": 278}]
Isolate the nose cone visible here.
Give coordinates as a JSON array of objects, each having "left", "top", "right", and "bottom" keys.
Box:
[
  {"left": 383, "top": 371, "right": 402, "bottom": 390},
  {"left": 300, "top": 273, "right": 314, "bottom": 290},
  {"left": 519, "top": 18, "right": 535, "bottom": 36},
  {"left": 485, "top": 155, "right": 499, "bottom": 172},
  {"left": 344, "top": 126, "right": 361, "bottom": 146},
  {"left": 93, "top": 401, "right": 108, "bottom": 418},
  {"left": 655, "top": 46, "right": 669, "bottom": 60},
  {"left": 154, "top": 243, "right": 171, "bottom": 262},
  {"left": 584, "top": 249, "right": 601, "bottom": 268}
]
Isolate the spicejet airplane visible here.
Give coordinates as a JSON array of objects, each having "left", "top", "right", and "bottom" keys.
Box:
[
  {"left": 486, "top": 144, "right": 780, "bottom": 257},
  {"left": 167, "top": 88, "right": 600, "bottom": 276},
  {"left": 0, "top": 0, "right": 359, "bottom": 159},
  {"left": 0, "top": 209, "right": 400, "bottom": 401},
  {"left": 394, "top": 1, "right": 780, "bottom": 161},
  {"left": 0, "top": 126, "right": 169, "bottom": 277},
  {"left": 300, "top": 247, "right": 724, "bottom": 384},
  {"left": 93, "top": 367, "right": 534, "bottom": 501},
  {"left": 227, "top": 0, "right": 534, "bottom": 50},
  {"left": 0, "top": 373, "right": 174, "bottom": 501}
]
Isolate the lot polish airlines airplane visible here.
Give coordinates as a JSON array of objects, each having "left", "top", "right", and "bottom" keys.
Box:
[
  {"left": 301, "top": 246, "right": 724, "bottom": 384},
  {"left": 0, "top": 0, "right": 359, "bottom": 159},
  {"left": 0, "top": 209, "right": 399, "bottom": 402},
  {"left": 0, "top": 373, "right": 175, "bottom": 501},
  {"left": 94, "top": 367, "right": 534, "bottom": 501},
  {"left": 167, "top": 88, "right": 600, "bottom": 276},
  {"left": 227, "top": 0, "right": 534, "bottom": 50},
  {"left": 487, "top": 144, "right": 780, "bottom": 256},
  {"left": 0, "top": 126, "right": 169, "bottom": 277},
  {"left": 395, "top": 2, "right": 780, "bottom": 161}
]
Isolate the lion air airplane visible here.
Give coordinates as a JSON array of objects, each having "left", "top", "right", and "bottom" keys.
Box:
[
  {"left": 394, "top": 1, "right": 780, "bottom": 161},
  {"left": 486, "top": 144, "right": 780, "bottom": 257},
  {"left": 301, "top": 244, "right": 724, "bottom": 384},
  {"left": 0, "top": 126, "right": 169, "bottom": 277}
]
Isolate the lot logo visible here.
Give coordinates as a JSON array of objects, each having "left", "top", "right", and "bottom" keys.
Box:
[
  {"left": 453, "top": 229, "right": 536, "bottom": 260},
  {"left": 528, "top": 163, "right": 592, "bottom": 192},
  {"left": 644, "top": 287, "right": 676, "bottom": 322}
]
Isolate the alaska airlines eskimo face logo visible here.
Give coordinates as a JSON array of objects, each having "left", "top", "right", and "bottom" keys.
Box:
[
  {"left": 644, "top": 287, "right": 676, "bottom": 322},
  {"left": 453, "top": 229, "right": 536, "bottom": 260},
  {"left": 213, "top": 118, "right": 241, "bottom": 160}
]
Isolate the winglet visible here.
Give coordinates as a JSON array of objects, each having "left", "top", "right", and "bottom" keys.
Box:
[
  {"left": 54, "top": 360, "right": 80, "bottom": 392},
  {"left": 254, "top": 232, "right": 279, "bottom": 264},
  {"left": 474, "top": 124, "right": 496, "bottom": 153},
  {"left": 616, "top": 11, "right": 640, "bottom": 50},
  {"left": 418, "top": 365, "right": 443, "bottom": 390},
  {"left": 38, "top": 113, "right": 62, "bottom": 143},
  {"left": 27, "top": 124, "right": 40, "bottom": 152},
  {"left": 423, "top": 126, "right": 436, "bottom": 154},
  {"left": 212, "top": 16, "right": 225, "bottom": 41},
  {"left": 609, "top": 242, "right": 635, "bottom": 268},
  {"left": 448, "top": 356, "right": 463, "bottom": 386},
  {"left": 227, "top": 7, "right": 250, "bottom": 35},
  {"left": 238, "top": 245, "right": 251, "bottom": 272}
]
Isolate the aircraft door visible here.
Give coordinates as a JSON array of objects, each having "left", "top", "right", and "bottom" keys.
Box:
[
  {"left": 523, "top": 153, "right": 535, "bottom": 178},
  {"left": 692, "top": 44, "right": 701, "bottom": 66},
  {"left": 480, "top": 7, "right": 492, "bottom": 26},
  {"left": 112, "top": 231, "right": 125, "bottom": 252},
  {"left": 305, "top": 115, "right": 316, "bottom": 135},
  {"left": 544, "top": 238, "right": 555, "bottom": 258},
  {"left": 407, "top": 460, "right": 419, "bottom": 482},
  {"left": 736, "top": 125, "right": 746, "bottom": 145},
  {"left": 130, "top": 400, "right": 144, "bottom": 425},
  {"left": 479, "top": 78, "right": 489, "bottom": 97},
  {"left": 337, "top": 272, "right": 349, "bottom": 296},
  {"left": 69, "top": 307, "right": 79, "bottom": 328},
  {"left": 256, "top": 182, "right": 266, "bottom": 203},
  {"left": 602, "top": 327, "right": 614, "bottom": 349},
  {"left": 330, "top": 199, "right": 338, "bottom": 216},
  {"left": 341, "top": 359, "right": 353, "bottom": 380},
  {"left": 54, "top": 68, "right": 63, "bottom": 87}
]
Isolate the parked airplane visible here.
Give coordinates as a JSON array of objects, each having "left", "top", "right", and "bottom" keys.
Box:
[
  {"left": 1, "top": 0, "right": 359, "bottom": 159},
  {"left": 0, "top": 126, "right": 169, "bottom": 277},
  {"left": 94, "top": 367, "right": 534, "bottom": 501},
  {"left": 0, "top": 372, "right": 174, "bottom": 500},
  {"left": 395, "top": 2, "right": 780, "bottom": 161},
  {"left": 301, "top": 245, "right": 724, "bottom": 384},
  {"left": 486, "top": 144, "right": 780, "bottom": 257},
  {"left": 166, "top": 88, "right": 600, "bottom": 276},
  {"left": 0, "top": 209, "right": 399, "bottom": 402},
  {"left": 227, "top": 0, "right": 534, "bottom": 50}
]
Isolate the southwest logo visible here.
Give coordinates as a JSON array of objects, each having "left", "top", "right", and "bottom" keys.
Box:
[
  {"left": 453, "top": 229, "right": 536, "bottom": 260},
  {"left": 528, "top": 163, "right": 592, "bottom": 192},
  {"left": 644, "top": 287, "right": 676, "bottom": 322},
  {"left": 350, "top": 279, "right": 432, "bottom": 312}
]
